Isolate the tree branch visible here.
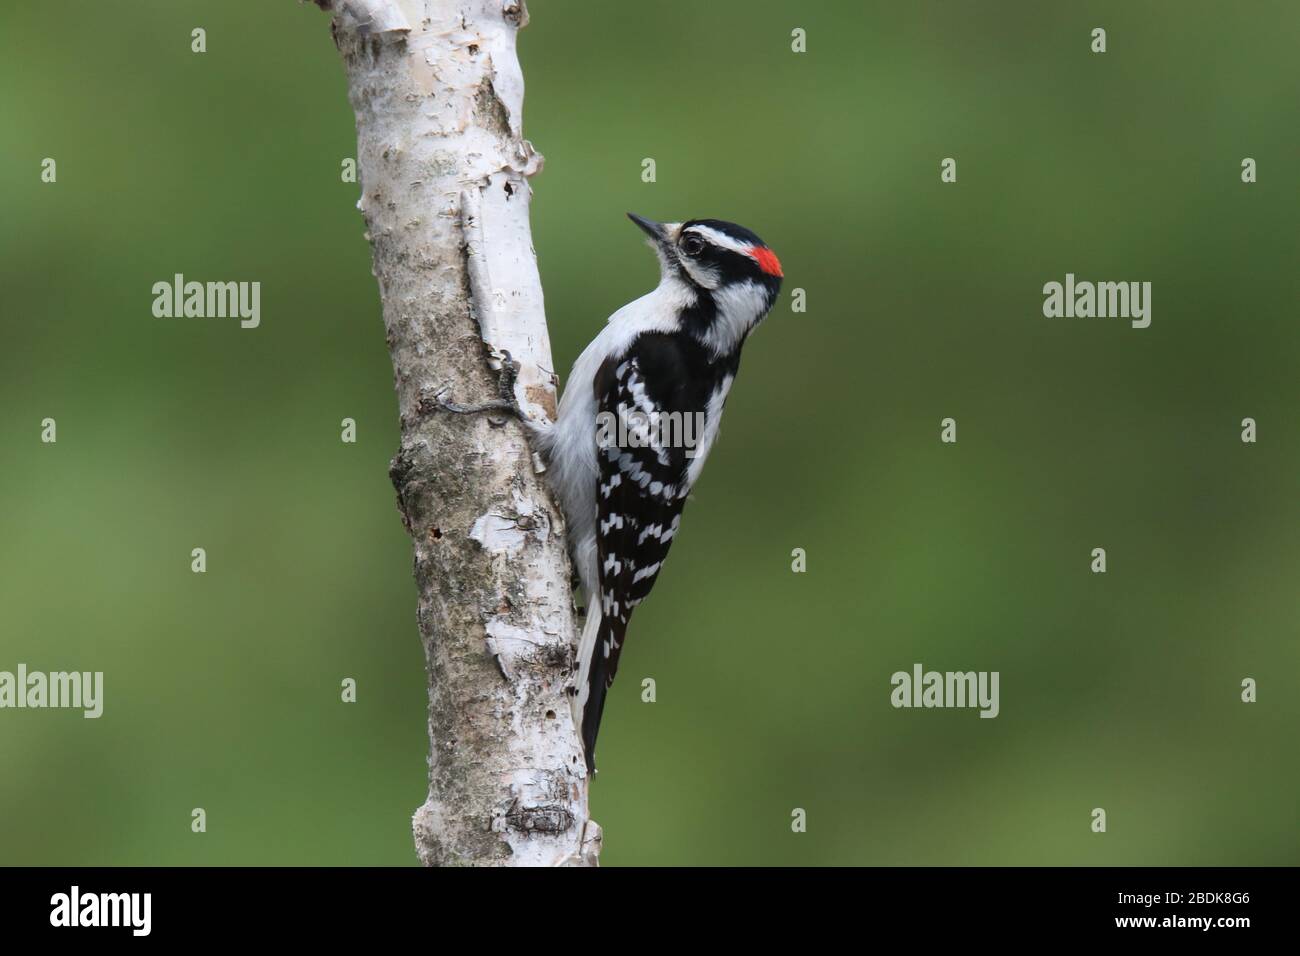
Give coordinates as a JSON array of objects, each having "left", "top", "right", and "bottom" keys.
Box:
[{"left": 310, "top": 0, "right": 599, "bottom": 866}]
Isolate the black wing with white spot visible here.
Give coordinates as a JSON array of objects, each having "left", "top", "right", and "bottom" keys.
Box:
[{"left": 581, "top": 335, "right": 712, "bottom": 769}]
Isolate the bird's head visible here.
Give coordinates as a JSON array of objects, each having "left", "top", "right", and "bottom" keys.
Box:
[{"left": 628, "top": 213, "right": 783, "bottom": 354}]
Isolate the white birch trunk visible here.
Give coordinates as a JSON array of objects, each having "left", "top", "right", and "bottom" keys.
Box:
[{"left": 309, "top": 0, "right": 600, "bottom": 867}]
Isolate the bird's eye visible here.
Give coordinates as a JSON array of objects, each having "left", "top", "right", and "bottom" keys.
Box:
[{"left": 680, "top": 234, "right": 705, "bottom": 257}]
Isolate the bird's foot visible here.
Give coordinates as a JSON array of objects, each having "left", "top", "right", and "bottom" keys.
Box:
[{"left": 421, "top": 351, "right": 525, "bottom": 422}]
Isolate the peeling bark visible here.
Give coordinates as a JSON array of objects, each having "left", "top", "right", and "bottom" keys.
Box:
[{"left": 310, "top": 0, "right": 599, "bottom": 867}]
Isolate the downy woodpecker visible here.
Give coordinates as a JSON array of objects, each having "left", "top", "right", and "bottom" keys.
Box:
[{"left": 534, "top": 213, "right": 783, "bottom": 773}]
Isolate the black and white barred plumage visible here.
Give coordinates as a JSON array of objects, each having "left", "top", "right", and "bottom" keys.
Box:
[{"left": 532, "top": 214, "right": 782, "bottom": 772}]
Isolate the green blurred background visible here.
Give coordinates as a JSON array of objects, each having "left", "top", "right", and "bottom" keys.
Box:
[{"left": 2, "top": 0, "right": 1297, "bottom": 866}]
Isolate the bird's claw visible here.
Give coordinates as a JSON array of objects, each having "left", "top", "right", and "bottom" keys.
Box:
[
  {"left": 420, "top": 350, "right": 526, "bottom": 423},
  {"left": 496, "top": 349, "right": 521, "bottom": 404}
]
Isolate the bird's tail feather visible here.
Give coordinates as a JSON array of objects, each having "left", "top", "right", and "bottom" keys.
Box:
[{"left": 572, "top": 603, "right": 606, "bottom": 773}]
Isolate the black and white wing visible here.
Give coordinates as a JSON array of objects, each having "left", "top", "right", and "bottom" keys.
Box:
[{"left": 578, "top": 335, "right": 706, "bottom": 770}]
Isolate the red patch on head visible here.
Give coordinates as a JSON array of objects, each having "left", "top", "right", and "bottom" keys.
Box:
[{"left": 747, "top": 245, "right": 783, "bottom": 278}]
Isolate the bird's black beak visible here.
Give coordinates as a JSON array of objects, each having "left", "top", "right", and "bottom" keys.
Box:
[{"left": 627, "top": 212, "right": 666, "bottom": 243}]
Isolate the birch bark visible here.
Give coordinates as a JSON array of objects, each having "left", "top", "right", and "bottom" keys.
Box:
[{"left": 310, "top": 0, "right": 599, "bottom": 867}]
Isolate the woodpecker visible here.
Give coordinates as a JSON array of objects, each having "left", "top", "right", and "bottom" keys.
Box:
[{"left": 532, "top": 213, "right": 784, "bottom": 773}]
